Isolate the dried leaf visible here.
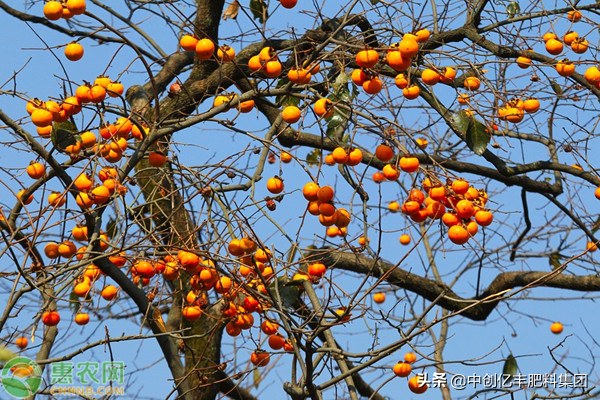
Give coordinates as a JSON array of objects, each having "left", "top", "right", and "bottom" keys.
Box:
[
  {"left": 152, "top": 308, "right": 168, "bottom": 333},
  {"left": 222, "top": 0, "right": 240, "bottom": 20}
]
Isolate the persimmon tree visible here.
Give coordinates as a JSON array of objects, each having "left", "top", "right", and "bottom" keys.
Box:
[{"left": 1, "top": 0, "right": 600, "bottom": 399}]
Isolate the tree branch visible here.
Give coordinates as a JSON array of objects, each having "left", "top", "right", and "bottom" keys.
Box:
[
  {"left": 0, "top": 1, "right": 159, "bottom": 62},
  {"left": 307, "top": 248, "right": 600, "bottom": 321}
]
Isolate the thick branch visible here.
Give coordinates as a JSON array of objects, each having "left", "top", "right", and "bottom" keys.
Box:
[
  {"left": 217, "top": 371, "right": 258, "bottom": 400},
  {"left": 307, "top": 248, "right": 600, "bottom": 321}
]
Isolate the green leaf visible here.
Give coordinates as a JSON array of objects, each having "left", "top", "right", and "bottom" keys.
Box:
[
  {"left": 274, "top": 76, "right": 288, "bottom": 95},
  {"left": 329, "top": 74, "right": 354, "bottom": 107},
  {"left": 69, "top": 291, "right": 81, "bottom": 314},
  {"left": 105, "top": 217, "right": 118, "bottom": 240},
  {"left": 275, "top": 77, "right": 300, "bottom": 107},
  {"left": 325, "top": 122, "right": 343, "bottom": 138},
  {"left": 275, "top": 76, "right": 288, "bottom": 89},
  {"left": 506, "top": 1, "right": 520, "bottom": 18},
  {"left": 325, "top": 77, "right": 350, "bottom": 139},
  {"left": 550, "top": 80, "right": 563, "bottom": 97},
  {"left": 592, "top": 216, "right": 600, "bottom": 233},
  {"left": 467, "top": 120, "right": 490, "bottom": 155},
  {"left": 279, "top": 285, "right": 300, "bottom": 308},
  {"left": 249, "top": 0, "right": 268, "bottom": 23},
  {"left": 340, "top": 134, "right": 350, "bottom": 145},
  {"left": 370, "top": 0, "right": 379, "bottom": 4},
  {"left": 336, "top": 85, "right": 351, "bottom": 103},
  {"left": 273, "top": 277, "right": 301, "bottom": 308},
  {"left": 502, "top": 354, "right": 518, "bottom": 379},
  {"left": 305, "top": 149, "right": 320, "bottom": 167},
  {"left": 549, "top": 253, "right": 562, "bottom": 270},
  {"left": 281, "top": 96, "right": 300, "bottom": 107},
  {"left": 453, "top": 110, "right": 470, "bottom": 132},
  {"left": 351, "top": 83, "right": 360, "bottom": 100},
  {"left": 332, "top": 72, "right": 351, "bottom": 102},
  {"left": 454, "top": 111, "right": 490, "bottom": 156},
  {"left": 252, "top": 369, "right": 261, "bottom": 386},
  {"left": 51, "top": 121, "right": 80, "bottom": 152},
  {"left": 326, "top": 112, "right": 345, "bottom": 130}
]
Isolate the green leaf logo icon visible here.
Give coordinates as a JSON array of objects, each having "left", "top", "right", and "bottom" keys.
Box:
[{"left": 1, "top": 357, "right": 43, "bottom": 398}]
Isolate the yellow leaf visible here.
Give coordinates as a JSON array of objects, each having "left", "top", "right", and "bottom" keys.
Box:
[{"left": 0, "top": 346, "right": 17, "bottom": 362}]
